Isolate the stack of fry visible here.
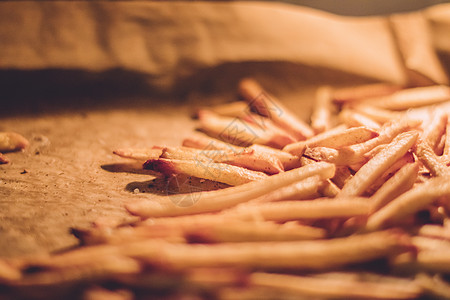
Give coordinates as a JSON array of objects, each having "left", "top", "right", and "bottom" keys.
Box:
[{"left": 2, "top": 79, "right": 450, "bottom": 300}]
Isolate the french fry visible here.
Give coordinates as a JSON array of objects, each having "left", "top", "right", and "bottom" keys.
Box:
[
  {"left": 131, "top": 230, "right": 413, "bottom": 271},
  {"left": 284, "top": 125, "right": 377, "bottom": 156},
  {"left": 370, "top": 162, "right": 419, "bottom": 212},
  {"left": 185, "top": 220, "right": 327, "bottom": 243},
  {"left": 249, "top": 272, "right": 422, "bottom": 300},
  {"left": 194, "top": 101, "right": 250, "bottom": 118},
  {"left": 223, "top": 198, "right": 370, "bottom": 222},
  {"left": 343, "top": 118, "right": 421, "bottom": 161},
  {"left": 161, "top": 146, "right": 284, "bottom": 175},
  {"left": 421, "top": 110, "right": 447, "bottom": 154},
  {"left": 365, "top": 85, "right": 450, "bottom": 110},
  {"left": 340, "top": 131, "right": 418, "bottom": 197},
  {"left": 113, "top": 148, "right": 163, "bottom": 161},
  {"left": 145, "top": 158, "right": 268, "bottom": 186},
  {"left": 126, "top": 162, "right": 335, "bottom": 217},
  {"left": 319, "top": 180, "right": 341, "bottom": 198},
  {"left": 330, "top": 165, "right": 353, "bottom": 189},
  {"left": 444, "top": 121, "right": 450, "bottom": 156},
  {"left": 311, "top": 86, "right": 333, "bottom": 133},
  {"left": 0, "top": 260, "right": 21, "bottom": 282},
  {"left": 182, "top": 133, "right": 300, "bottom": 170},
  {"left": 366, "top": 175, "right": 450, "bottom": 231},
  {"left": 414, "top": 138, "right": 450, "bottom": 177},
  {"left": 415, "top": 250, "right": 450, "bottom": 273},
  {"left": 247, "top": 175, "right": 322, "bottom": 203},
  {"left": 198, "top": 110, "right": 294, "bottom": 148},
  {"left": 411, "top": 236, "right": 450, "bottom": 251},
  {"left": 0, "top": 132, "right": 29, "bottom": 152},
  {"left": 415, "top": 273, "right": 450, "bottom": 300},
  {"left": 332, "top": 83, "right": 402, "bottom": 104},
  {"left": 182, "top": 132, "right": 241, "bottom": 152},
  {"left": 351, "top": 104, "right": 404, "bottom": 123},
  {"left": 238, "top": 78, "right": 314, "bottom": 140},
  {"left": 416, "top": 223, "right": 450, "bottom": 240},
  {"left": 338, "top": 108, "right": 381, "bottom": 131}
]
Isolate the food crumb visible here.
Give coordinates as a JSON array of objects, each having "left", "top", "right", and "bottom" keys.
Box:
[
  {"left": 20, "top": 169, "right": 28, "bottom": 174},
  {"left": 133, "top": 188, "right": 140, "bottom": 194}
]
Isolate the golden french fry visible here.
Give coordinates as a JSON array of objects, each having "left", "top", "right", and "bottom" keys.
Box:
[
  {"left": 130, "top": 230, "right": 413, "bottom": 271},
  {"left": 351, "top": 104, "right": 404, "bottom": 123},
  {"left": 224, "top": 197, "right": 370, "bottom": 222},
  {"left": 332, "top": 83, "right": 402, "bottom": 104},
  {"left": 145, "top": 158, "right": 268, "bottom": 186},
  {"left": 330, "top": 166, "right": 353, "bottom": 189},
  {"left": 370, "top": 162, "right": 419, "bottom": 212},
  {"left": 415, "top": 250, "right": 450, "bottom": 273},
  {"left": 238, "top": 78, "right": 314, "bottom": 140},
  {"left": 0, "top": 132, "right": 29, "bottom": 152},
  {"left": 113, "top": 148, "right": 163, "bottom": 161},
  {"left": 284, "top": 126, "right": 378, "bottom": 156},
  {"left": 249, "top": 272, "right": 422, "bottom": 300},
  {"left": 340, "top": 131, "right": 418, "bottom": 197},
  {"left": 344, "top": 118, "right": 421, "bottom": 160},
  {"left": 194, "top": 101, "right": 250, "bottom": 118},
  {"left": 366, "top": 85, "right": 450, "bottom": 110},
  {"left": 414, "top": 138, "right": 450, "bottom": 177},
  {"left": 366, "top": 175, "right": 450, "bottom": 231},
  {"left": 416, "top": 223, "right": 450, "bottom": 240},
  {"left": 411, "top": 236, "right": 450, "bottom": 251},
  {"left": 182, "top": 133, "right": 300, "bottom": 170},
  {"left": 185, "top": 220, "right": 327, "bottom": 243},
  {"left": 248, "top": 175, "right": 322, "bottom": 203},
  {"left": 415, "top": 273, "right": 450, "bottom": 300},
  {"left": 444, "top": 121, "right": 450, "bottom": 157},
  {"left": 311, "top": 86, "right": 333, "bottom": 133},
  {"left": 161, "top": 146, "right": 284, "bottom": 175},
  {"left": 338, "top": 108, "right": 381, "bottom": 131},
  {"left": 421, "top": 110, "right": 447, "bottom": 154},
  {"left": 126, "top": 162, "right": 335, "bottom": 217},
  {"left": 319, "top": 179, "right": 341, "bottom": 198},
  {"left": 198, "top": 110, "right": 294, "bottom": 148}
]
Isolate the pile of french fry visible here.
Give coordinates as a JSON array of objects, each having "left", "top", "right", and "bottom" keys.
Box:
[{"left": 2, "top": 79, "right": 450, "bottom": 299}]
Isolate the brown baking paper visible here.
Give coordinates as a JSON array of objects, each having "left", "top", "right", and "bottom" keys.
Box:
[{"left": 0, "top": 1, "right": 449, "bottom": 94}]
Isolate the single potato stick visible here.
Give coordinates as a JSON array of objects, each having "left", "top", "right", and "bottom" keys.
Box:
[
  {"left": 339, "top": 131, "right": 418, "bottom": 197},
  {"left": 415, "top": 250, "right": 450, "bottom": 273},
  {"left": 161, "top": 146, "right": 284, "bottom": 175},
  {"left": 330, "top": 166, "right": 353, "bottom": 189},
  {"left": 351, "top": 104, "right": 404, "bottom": 123},
  {"left": 194, "top": 101, "right": 250, "bottom": 118},
  {"left": 417, "top": 224, "right": 450, "bottom": 240},
  {"left": 249, "top": 272, "right": 422, "bottom": 300},
  {"left": 186, "top": 220, "right": 327, "bottom": 243},
  {"left": 421, "top": 110, "right": 447, "bottom": 154},
  {"left": 332, "top": 83, "right": 402, "bottom": 104},
  {"left": 444, "top": 121, "right": 450, "bottom": 156},
  {"left": 0, "top": 132, "right": 29, "bottom": 152},
  {"left": 145, "top": 158, "right": 268, "bottom": 186},
  {"left": 223, "top": 198, "right": 370, "bottom": 222},
  {"left": 311, "top": 85, "right": 333, "bottom": 133},
  {"left": 248, "top": 175, "right": 322, "bottom": 203},
  {"left": 182, "top": 132, "right": 242, "bottom": 152},
  {"left": 370, "top": 162, "right": 419, "bottom": 212},
  {"left": 182, "top": 133, "right": 300, "bottom": 170},
  {"left": 343, "top": 118, "right": 421, "bottom": 161},
  {"left": 366, "top": 175, "right": 450, "bottom": 231},
  {"left": 132, "top": 230, "right": 413, "bottom": 271},
  {"left": 416, "top": 273, "right": 450, "bottom": 300},
  {"left": 319, "top": 179, "right": 341, "bottom": 198},
  {"left": 238, "top": 78, "right": 314, "bottom": 140},
  {"left": 284, "top": 126, "right": 378, "bottom": 156},
  {"left": 338, "top": 108, "right": 381, "bottom": 131},
  {"left": 198, "top": 110, "right": 294, "bottom": 148},
  {"left": 113, "top": 148, "right": 163, "bottom": 161},
  {"left": 414, "top": 138, "right": 450, "bottom": 177},
  {"left": 126, "top": 162, "right": 335, "bottom": 217},
  {"left": 365, "top": 85, "right": 450, "bottom": 110},
  {"left": 411, "top": 236, "right": 450, "bottom": 251}
]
